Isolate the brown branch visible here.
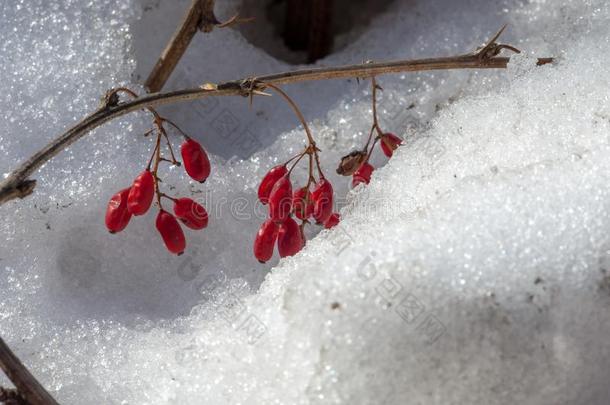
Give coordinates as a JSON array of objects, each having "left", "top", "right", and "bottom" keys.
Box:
[
  {"left": 0, "top": 386, "right": 27, "bottom": 405},
  {"left": 0, "top": 26, "right": 553, "bottom": 207},
  {"left": 0, "top": 338, "right": 59, "bottom": 405},
  {"left": 145, "top": 0, "right": 210, "bottom": 92},
  {"left": 145, "top": 0, "right": 252, "bottom": 92}
]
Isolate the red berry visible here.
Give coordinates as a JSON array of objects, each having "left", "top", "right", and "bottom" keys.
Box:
[
  {"left": 269, "top": 175, "right": 293, "bottom": 222},
  {"left": 312, "top": 178, "right": 333, "bottom": 224},
  {"left": 278, "top": 217, "right": 304, "bottom": 258},
  {"left": 324, "top": 212, "right": 340, "bottom": 229},
  {"left": 253, "top": 219, "right": 279, "bottom": 263},
  {"left": 293, "top": 187, "right": 313, "bottom": 220},
  {"left": 127, "top": 170, "right": 155, "bottom": 216},
  {"left": 181, "top": 139, "right": 211, "bottom": 183},
  {"left": 352, "top": 162, "right": 374, "bottom": 187},
  {"left": 156, "top": 210, "right": 186, "bottom": 255},
  {"left": 380, "top": 133, "right": 402, "bottom": 158},
  {"left": 258, "top": 165, "right": 288, "bottom": 205},
  {"left": 105, "top": 188, "right": 132, "bottom": 233},
  {"left": 173, "top": 198, "right": 208, "bottom": 230}
]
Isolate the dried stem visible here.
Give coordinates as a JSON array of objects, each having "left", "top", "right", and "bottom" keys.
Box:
[
  {"left": 266, "top": 82, "right": 326, "bottom": 181},
  {"left": 144, "top": 0, "right": 251, "bottom": 92},
  {"left": 152, "top": 130, "right": 164, "bottom": 209},
  {"left": 370, "top": 76, "right": 384, "bottom": 138},
  {"left": 0, "top": 338, "right": 59, "bottom": 405},
  {"left": 287, "top": 151, "right": 307, "bottom": 175},
  {"left": 0, "top": 26, "right": 553, "bottom": 207},
  {"left": 361, "top": 75, "right": 385, "bottom": 159},
  {"left": 107, "top": 88, "right": 180, "bottom": 211},
  {"left": 0, "top": 386, "right": 27, "bottom": 405},
  {"left": 265, "top": 83, "right": 315, "bottom": 146},
  {"left": 144, "top": 0, "right": 205, "bottom": 92}
]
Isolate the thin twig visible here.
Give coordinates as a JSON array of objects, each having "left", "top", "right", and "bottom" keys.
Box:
[
  {"left": 265, "top": 83, "right": 315, "bottom": 146},
  {"left": 0, "top": 338, "right": 59, "bottom": 405},
  {"left": 145, "top": 0, "right": 251, "bottom": 92},
  {"left": 145, "top": 0, "right": 204, "bottom": 92},
  {"left": 0, "top": 26, "right": 553, "bottom": 207},
  {"left": 152, "top": 130, "right": 163, "bottom": 209},
  {"left": 370, "top": 76, "right": 384, "bottom": 138}
]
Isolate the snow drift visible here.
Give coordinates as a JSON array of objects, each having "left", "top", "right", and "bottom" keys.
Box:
[{"left": 1, "top": 0, "right": 610, "bottom": 403}]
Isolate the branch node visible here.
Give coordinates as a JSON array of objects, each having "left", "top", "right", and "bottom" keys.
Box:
[
  {"left": 472, "top": 24, "right": 520, "bottom": 62},
  {"left": 0, "top": 179, "right": 37, "bottom": 205},
  {"left": 198, "top": 11, "right": 220, "bottom": 33},
  {"left": 101, "top": 90, "right": 120, "bottom": 110},
  {"left": 16, "top": 180, "right": 36, "bottom": 199},
  {"left": 212, "top": 14, "right": 255, "bottom": 31}
]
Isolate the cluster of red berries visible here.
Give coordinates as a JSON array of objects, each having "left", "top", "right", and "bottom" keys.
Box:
[
  {"left": 345, "top": 132, "right": 402, "bottom": 187},
  {"left": 102, "top": 81, "right": 398, "bottom": 262},
  {"left": 253, "top": 162, "right": 340, "bottom": 263},
  {"left": 336, "top": 77, "right": 403, "bottom": 187},
  {"left": 251, "top": 79, "right": 402, "bottom": 264},
  {"left": 105, "top": 133, "right": 210, "bottom": 255}
]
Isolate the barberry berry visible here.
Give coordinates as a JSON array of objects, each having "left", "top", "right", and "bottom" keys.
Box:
[
  {"left": 324, "top": 212, "right": 340, "bottom": 229},
  {"left": 258, "top": 165, "right": 288, "bottom": 204},
  {"left": 312, "top": 178, "right": 333, "bottom": 224},
  {"left": 352, "top": 162, "right": 374, "bottom": 187},
  {"left": 173, "top": 198, "right": 208, "bottom": 230},
  {"left": 127, "top": 170, "right": 155, "bottom": 216},
  {"left": 156, "top": 210, "right": 186, "bottom": 255},
  {"left": 253, "top": 219, "right": 279, "bottom": 263},
  {"left": 269, "top": 175, "right": 293, "bottom": 222},
  {"left": 181, "top": 139, "right": 211, "bottom": 183},
  {"left": 105, "top": 188, "right": 132, "bottom": 233},
  {"left": 380, "top": 133, "right": 402, "bottom": 158},
  {"left": 292, "top": 187, "right": 313, "bottom": 220},
  {"left": 278, "top": 216, "right": 304, "bottom": 258}
]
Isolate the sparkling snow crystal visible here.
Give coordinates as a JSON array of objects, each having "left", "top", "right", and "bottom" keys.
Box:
[{"left": 1, "top": 0, "right": 610, "bottom": 404}]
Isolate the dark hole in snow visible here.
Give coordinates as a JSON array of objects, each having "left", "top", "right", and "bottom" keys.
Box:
[{"left": 237, "top": 0, "right": 396, "bottom": 64}]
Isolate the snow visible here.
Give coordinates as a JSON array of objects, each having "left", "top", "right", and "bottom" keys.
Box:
[{"left": 1, "top": 0, "right": 610, "bottom": 404}]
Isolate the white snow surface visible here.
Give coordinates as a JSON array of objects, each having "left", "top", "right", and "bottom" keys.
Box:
[{"left": 1, "top": 0, "right": 610, "bottom": 404}]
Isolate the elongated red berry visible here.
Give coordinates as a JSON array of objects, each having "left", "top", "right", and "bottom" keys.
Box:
[
  {"left": 293, "top": 187, "right": 313, "bottom": 220},
  {"left": 105, "top": 188, "right": 132, "bottom": 233},
  {"left": 127, "top": 170, "right": 155, "bottom": 215},
  {"left": 352, "top": 162, "right": 374, "bottom": 187},
  {"left": 181, "top": 139, "right": 211, "bottom": 183},
  {"left": 253, "top": 219, "right": 279, "bottom": 263},
  {"left": 258, "top": 165, "right": 288, "bottom": 204},
  {"left": 173, "top": 198, "right": 208, "bottom": 230},
  {"left": 312, "top": 178, "right": 333, "bottom": 224},
  {"left": 269, "top": 175, "right": 292, "bottom": 222},
  {"left": 278, "top": 217, "right": 304, "bottom": 258},
  {"left": 156, "top": 210, "right": 186, "bottom": 255},
  {"left": 324, "top": 213, "right": 340, "bottom": 229},
  {"left": 380, "top": 133, "right": 402, "bottom": 158}
]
